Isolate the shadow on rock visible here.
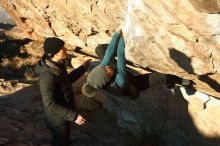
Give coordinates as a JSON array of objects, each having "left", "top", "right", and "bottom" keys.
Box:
[{"left": 0, "top": 23, "right": 15, "bottom": 30}]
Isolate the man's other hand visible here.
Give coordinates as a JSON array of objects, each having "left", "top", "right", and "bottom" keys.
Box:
[{"left": 74, "top": 115, "right": 86, "bottom": 125}]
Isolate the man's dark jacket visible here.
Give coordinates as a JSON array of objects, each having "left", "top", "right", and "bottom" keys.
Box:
[{"left": 35, "top": 56, "right": 86, "bottom": 128}]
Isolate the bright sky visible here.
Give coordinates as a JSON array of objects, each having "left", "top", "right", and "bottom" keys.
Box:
[{"left": 0, "top": 5, "right": 14, "bottom": 24}]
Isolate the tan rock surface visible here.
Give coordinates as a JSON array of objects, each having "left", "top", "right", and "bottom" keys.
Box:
[
  {"left": 123, "top": 0, "right": 220, "bottom": 98},
  {"left": 0, "top": 0, "right": 220, "bottom": 97}
]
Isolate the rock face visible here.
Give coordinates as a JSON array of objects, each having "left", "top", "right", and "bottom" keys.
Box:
[
  {"left": 0, "top": 0, "right": 125, "bottom": 49},
  {"left": 0, "top": 0, "right": 220, "bottom": 97},
  {"left": 103, "top": 77, "right": 220, "bottom": 145},
  {"left": 1, "top": 0, "right": 220, "bottom": 144},
  {"left": 189, "top": 0, "right": 220, "bottom": 13},
  {"left": 123, "top": 0, "right": 220, "bottom": 98}
]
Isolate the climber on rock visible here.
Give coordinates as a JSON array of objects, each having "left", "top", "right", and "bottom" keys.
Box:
[{"left": 82, "top": 25, "right": 150, "bottom": 100}]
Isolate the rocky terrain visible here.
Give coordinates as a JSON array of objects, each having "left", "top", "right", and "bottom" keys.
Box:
[{"left": 1, "top": 1, "right": 220, "bottom": 146}]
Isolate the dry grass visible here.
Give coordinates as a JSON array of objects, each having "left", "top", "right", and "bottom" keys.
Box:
[{"left": 0, "top": 32, "right": 40, "bottom": 81}]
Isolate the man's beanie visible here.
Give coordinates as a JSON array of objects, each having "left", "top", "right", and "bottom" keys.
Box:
[
  {"left": 43, "top": 37, "right": 65, "bottom": 58},
  {"left": 82, "top": 66, "right": 111, "bottom": 97}
]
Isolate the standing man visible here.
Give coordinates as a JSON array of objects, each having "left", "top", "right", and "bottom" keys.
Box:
[{"left": 35, "top": 37, "right": 89, "bottom": 146}]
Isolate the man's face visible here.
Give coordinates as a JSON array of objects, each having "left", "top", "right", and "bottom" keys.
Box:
[{"left": 55, "top": 47, "right": 67, "bottom": 60}]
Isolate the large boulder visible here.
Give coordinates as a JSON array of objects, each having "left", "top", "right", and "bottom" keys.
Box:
[
  {"left": 1, "top": 0, "right": 219, "bottom": 97},
  {"left": 103, "top": 78, "right": 220, "bottom": 145}
]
